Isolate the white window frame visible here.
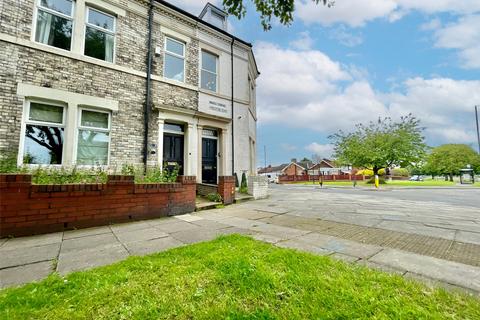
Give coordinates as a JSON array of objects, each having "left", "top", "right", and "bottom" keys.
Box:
[
  {"left": 200, "top": 50, "right": 218, "bottom": 92},
  {"left": 74, "top": 107, "right": 111, "bottom": 166},
  {"left": 19, "top": 100, "right": 67, "bottom": 166},
  {"left": 163, "top": 36, "right": 186, "bottom": 83},
  {"left": 32, "top": 0, "right": 75, "bottom": 51},
  {"left": 84, "top": 6, "right": 116, "bottom": 63}
]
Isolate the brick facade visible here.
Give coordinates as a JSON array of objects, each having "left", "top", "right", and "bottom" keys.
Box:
[
  {"left": 217, "top": 176, "right": 236, "bottom": 205},
  {"left": 0, "top": 174, "right": 196, "bottom": 237}
]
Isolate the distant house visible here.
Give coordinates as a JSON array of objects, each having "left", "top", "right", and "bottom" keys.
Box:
[
  {"left": 308, "top": 159, "right": 351, "bottom": 175},
  {"left": 258, "top": 164, "right": 288, "bottom": 181},
  {"left": 281, "top": 159, "right": 312, "bottom": 176}
]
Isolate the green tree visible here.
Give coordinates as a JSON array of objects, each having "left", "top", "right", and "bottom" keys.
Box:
[
  {"left": 425, "top": 144, "right": 480, "bottom": 181},
  {"left": 329, "top": 114, "right": 427, "bottom": 176},
  {"left": 223, "top": 0, "right": 333, "bottom": 30}
]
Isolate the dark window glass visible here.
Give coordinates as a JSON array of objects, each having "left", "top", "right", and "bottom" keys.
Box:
[
  {"left": 164, "top": 123, "right": 184, "bottom": 133},
  {"left": 35, "top": 10, "right": 72, "bottom": 50},
  {"left": 84, "top": 26, "right": 114, "bottom": 62},
  {"left": 87, "top": 9, "right": 114, "bottom": 31},
  {"left": 24, "top": 125, "right": 64, "bottom": 164}
]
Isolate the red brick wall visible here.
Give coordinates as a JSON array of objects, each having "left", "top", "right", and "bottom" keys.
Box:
[
  {"left": 217, "top": 176, "right": 235, "bottom": 205},
  {"left": 0, "top": 174, "right": 196, "bottom": 237}
]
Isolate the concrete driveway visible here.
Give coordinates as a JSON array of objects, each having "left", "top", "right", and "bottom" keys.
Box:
[{"left": 1, "top": 184, "right": 479, "bottom": 294}]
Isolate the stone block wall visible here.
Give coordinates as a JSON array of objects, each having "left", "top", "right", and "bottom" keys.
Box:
[
  {"left": 0, "top": 174, "right": 196, "bottom": 237},
  {"left": 247, "top": 176, "right": 268, "bottom": 199}
]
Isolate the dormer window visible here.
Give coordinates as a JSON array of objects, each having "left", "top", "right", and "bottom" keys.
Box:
[
  {"left": 199, "top": 3, "right": 228, "bottom": 31},
  {"left": 210, "top": 11, "right": 225, "bottom": 29}
]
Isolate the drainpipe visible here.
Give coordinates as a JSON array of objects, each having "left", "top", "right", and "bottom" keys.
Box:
[
  {"left": 230, "top": 38, "right": 235, "bottom": 176},
  {"left": 143, "top": 0, "right": 154, "bottom": 173}
]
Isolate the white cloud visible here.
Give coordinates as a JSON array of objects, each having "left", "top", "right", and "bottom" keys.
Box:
[
  {"left": 296, "top": 0, "right": 480, "bottom": 27},
  {"left": 289, "top": 31, "right": 314, "bottom": 50},
  {"left": 305, "top": 143, "right": 334, "bottom": 157},
  {"left": 420, "top": 18, "right": 442, "bottom": 31},
  {"left": 329, "top": 26, "right": 363, "bottom": 47},
  {"left": 256, "top": 42, "right": 480, "bottom": 145},
  {"left": 433, "top": 15, "right": 480, "bottom": 69}
]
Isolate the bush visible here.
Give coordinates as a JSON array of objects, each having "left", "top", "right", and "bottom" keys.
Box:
[
  {"left": 207, "top": 193, "right": 223, "bottom": 203},
  {"left": 234, "top": 173, "right": 239, "bottom": 188},
  {"left": 121, "top": 164, "right": 178, "bottom": 183},
  {"left": 0, "top": 154, "right": 28, "bottom": 174},
  {"left": 392, "top": 168, "right": 410, "bottom": 177},
  {"left": 357, "top": 168, "right": 386, "bottom": 176},
  {"left": 240, "top": 172, "right": 248, "bottom": 194},
  {"left": 31, "top": 166, "right": 108, "bottom": 184}
]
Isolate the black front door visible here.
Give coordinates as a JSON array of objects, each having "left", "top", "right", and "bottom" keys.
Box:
[
  {"left": 163, "top": 133, "right": 184, "bottom": 175},
  {"left": 202, "top": 138, "right": 217, "bottom": 184}
]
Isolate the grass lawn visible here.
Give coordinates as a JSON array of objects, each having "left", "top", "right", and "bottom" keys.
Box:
[
  {"left": 1, "top": 235, "right": 479, "bottom": 319},
  {"left": 292, "top": 180, "right": 479, "bottom": 187}
]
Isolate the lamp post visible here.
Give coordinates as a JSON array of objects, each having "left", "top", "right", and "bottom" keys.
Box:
[{"left": 475, "top": 105, "right": 480, "bottom": 154}]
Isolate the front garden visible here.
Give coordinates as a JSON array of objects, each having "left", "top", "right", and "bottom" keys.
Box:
[{"left": 0, "top": 235, "right": 478, "bottom": 319}]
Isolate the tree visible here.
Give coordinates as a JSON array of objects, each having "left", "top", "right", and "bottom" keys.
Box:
[
  {"left": 223, "top": 0, "right": 333, "bottom": 30},
  {"left": 329, "top": 114, "right": 427, "bottom": 176},
  {"left": 425, "top": 144, "right": 480, "bottom": 181}
]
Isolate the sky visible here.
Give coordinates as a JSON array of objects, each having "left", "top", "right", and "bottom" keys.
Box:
[{"left": 167, "top": 0, "right": 480, "bottom": 166}]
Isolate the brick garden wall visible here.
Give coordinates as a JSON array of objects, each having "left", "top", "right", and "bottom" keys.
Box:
[{"left": 0, "top": 174, "right": 196, "bottom": 237}]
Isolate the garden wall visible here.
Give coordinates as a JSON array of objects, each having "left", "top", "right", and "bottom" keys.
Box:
[{"left": 0, "top": 174, "right": 196, "bottom": 237}]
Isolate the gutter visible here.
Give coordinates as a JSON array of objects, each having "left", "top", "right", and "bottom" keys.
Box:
[
  {"left": 143, "top": 0, "right": 154, "bottom": 172},
  {"left": 231, "top": 38, "right": 235, "bottom": 176}
]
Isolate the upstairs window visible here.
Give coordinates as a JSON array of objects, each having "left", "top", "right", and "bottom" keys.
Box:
[
  {"left": 23, "top": 102, "right": 65, "bottom": 164},
  {"left": 76, "top": 109, "right": 110, "bottom": 165},
  {"left": 201, "top": 51, "right": 218, "bottom": 92},
  {"left": 35, "top": 0, "right": 74, "bottom": 50},
  {"left": 84, "top": 7, "right": 115, "bottom": 62},
  {"left": 164, "top": 37, "right": 185, "bottom": 82}
]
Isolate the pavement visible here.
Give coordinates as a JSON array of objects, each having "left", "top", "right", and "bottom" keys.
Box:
[{"left": 1, "top": 185, "right": 479, "bottom": 295}]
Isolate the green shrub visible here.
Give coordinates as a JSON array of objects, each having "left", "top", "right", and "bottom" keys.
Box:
[
  {"left": 391, "top": 168, "right": 410, "bottom": 177},
  {"left": 234, "top": 172, "right": 239, "bottom": 188},
  {"left": 31, "top": 166, "right": 108, "bottom": 184},
  {"left": 240, "top": 172, "right": 248, "bottom": 194},
  {"left": 207, "top": 193, "right": 223, "bottom": 203},
  {"left": 121, "top": 163, "right": 178, "bottom": 183},
  {"left": 0, "top": 154, "right": 28, "bottom": 174}
]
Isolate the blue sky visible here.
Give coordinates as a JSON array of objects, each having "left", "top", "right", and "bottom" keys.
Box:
[{"left": 168, "top": 0, "right": 480, "bottom": 166}]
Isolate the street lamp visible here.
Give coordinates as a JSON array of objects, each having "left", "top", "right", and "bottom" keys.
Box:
[{"left": 476, "top": 105, "right": 480, "bottom": 154}]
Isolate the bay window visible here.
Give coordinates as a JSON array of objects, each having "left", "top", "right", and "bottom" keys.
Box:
[
  {"left": 201, "top": 51, "right": 218, "bottom": 92},
  {"left": 76, "top": 109, "right": 110, "bottom": 165},
  {"left": 23, "top": 102, "right": 65, "bottom": 164},
  {"left": 35, "top": 0, "right": 74, "bottom": 50},
  {"left": 164, "top": 37, "right": 185, "bottom": 82},
  {"left": 84, "top": 7, "right": 115, "bottom": 62}
]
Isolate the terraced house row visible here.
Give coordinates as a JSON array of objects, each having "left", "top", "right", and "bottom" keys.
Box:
[{"left": 0, "top": 0, "right": 259, "bottom": 185}]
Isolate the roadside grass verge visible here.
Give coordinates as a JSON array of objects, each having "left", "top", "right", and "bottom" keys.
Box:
[
  {"left": 1, "top": 235, "right": 479, "bottom": 319},
  {"left": 290, "top": 180, "right": 479, "bottom": 187}
]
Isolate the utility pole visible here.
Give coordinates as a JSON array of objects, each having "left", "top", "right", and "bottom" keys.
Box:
[
  {"left": 476, "top": 106, "right": 480, "bottom": 154},
  {"left": 264, "top": 145, "right": 267, "bottom": 175}
]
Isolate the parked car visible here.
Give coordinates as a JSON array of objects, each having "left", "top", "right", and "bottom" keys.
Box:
[{"left": 409, "top": 175, "right": 424, "bottom": 181}]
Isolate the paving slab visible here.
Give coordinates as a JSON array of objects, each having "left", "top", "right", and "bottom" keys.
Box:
[
  {"left": 190, "top": 219, "right": 231, "bottom": 230},
  {"left": 170, "top": 228, "right": 220, "bottom": 244},
  {"left": 114, "top": 227, "right": 169, "bottom": 244},
  {"left": 125, "top": 236, "right": 184, "bottom": 256},
  {"left": 356, "top": 260, "right": 406, "bottom": 275},
  {"left": 0, "top": 261, "right": 53, "bottom": 289},
  {"left": 110, "top": 221, "right": 153, "bottom": 233},
  {"left": 174, "top": 214, "right": 203, "bottom": 222},
  {"left": 0, "top": 238, "right": 9, "bottom": 248},
  {"left": 296, "top": 233, "right": 383, "bottom": 259},
  {"left": 252, "top": 233, "right": 285, "bottom": 244},
  {"left": 220, "top": 217, "right": 266, "bottom": 229},
  {"left": 455, "top": 231, "right": 480, "bottom": 245},
  {"left": 369, "top": 248, "right": 480, "bottom": 292},
  {"left": 63, "top": 226, "right": 112, "bottom": 240},
  {"left": 330, "top": 253, "right": 361, "bottom": 263},
  {"left": 0, "top": 232, "right": 63, "bottom": 250},
  {"left": 232, "top": 210, "right": 278, "bottom": 220},
  {"left": 0, "top": 243, "right": 60, "bottom": 269},
  {"left": 276, "top": 239, "right": 332, "bottom": 256},
  {"left": 147, "top": 217, "right": 178, "bottom": 226},
  {"left": 153, "top": 221, "right": 201, "bottom": 233},
  {"left": 249, "top": 224, "right": 310, "bottom": 240},
  {"left": 61, "top": 233, "right": 119, "bottom": 253},
  {"left": 57, "top": 243, "right": 129, "bottom": 274}
]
